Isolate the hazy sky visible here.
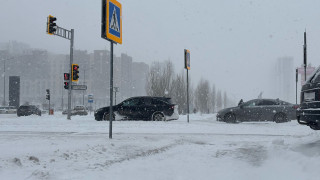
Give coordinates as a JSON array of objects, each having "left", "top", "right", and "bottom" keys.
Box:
[{"left": 1, "top": 0, "right": 320, "bottom": 102}]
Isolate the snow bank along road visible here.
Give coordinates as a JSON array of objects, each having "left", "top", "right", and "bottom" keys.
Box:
[{"left": 1, "top": 114, "right": 320, "bottom": 180}]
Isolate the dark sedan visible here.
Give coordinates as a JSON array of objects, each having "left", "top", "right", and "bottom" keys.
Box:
[
  {"left": 217, "top": 99, "right": 298, "bottom": 123},
  {"left": 17, "top": 105, "right": 42, "bottom": 117},
  {"left": 94, "top": 96, "right": 179, "bottom": 121}
]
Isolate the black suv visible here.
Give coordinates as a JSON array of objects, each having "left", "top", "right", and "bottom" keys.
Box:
[
  {"left": 297, "top": 66, "right": 320, "bottom": 130},
  {"left": 94, "top": 96, "right": 179, "bottom": 121},
  {"left": 17, "top": 105, "right": 42, "bottom": 117}
]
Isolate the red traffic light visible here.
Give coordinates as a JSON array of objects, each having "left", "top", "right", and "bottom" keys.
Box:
[{"left": 64, "top": 73, "right": 70, "bottom": 80}]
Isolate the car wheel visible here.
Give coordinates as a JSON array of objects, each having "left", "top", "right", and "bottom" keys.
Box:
[
  {"left": 224, "top": 113, "right": 236, "bottom": 123},
  {"left": 152, "top": 112, "right": 165, "bottom": 121},
  {"left": 274, "top": 113, "right": 287, "bottom": 123},
  {"left": 103, "top": 112, "right": 115, "bottom": 121}
]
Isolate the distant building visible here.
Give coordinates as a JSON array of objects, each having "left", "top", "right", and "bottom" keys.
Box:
[
  {"left": 0, "top": 41, "right": 149, "bottom": 109},
  {"left": 275, "top": 57, "right": 294, "bottom": 103}
]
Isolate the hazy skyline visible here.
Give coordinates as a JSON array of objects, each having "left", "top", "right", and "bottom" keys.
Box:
[{"left": 1, "top": 0, "right": 320, "bottom": 102}]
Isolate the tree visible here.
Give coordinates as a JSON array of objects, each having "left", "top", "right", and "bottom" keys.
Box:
[
  {"left": 194, "top": 79, "right": 210, "bottom": 113},
  {"left": 216, "top": 90, "right": 222, "bottom": 111},
  {"left": 145, "top": 60, "right": 174, "bottom": 97},
  {"left": 171, "top": 71, "right": 187, "bottom": 114},
  {"left": 211, "top": 85, "right": 216, "bottom": 113},
  {"left": 223, "top": 91, "right": 227, "bottom": 109}
]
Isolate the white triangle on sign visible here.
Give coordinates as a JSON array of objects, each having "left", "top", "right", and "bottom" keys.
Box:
[{"left": 110, "top": 7, "right": 120, "bottom": 33}]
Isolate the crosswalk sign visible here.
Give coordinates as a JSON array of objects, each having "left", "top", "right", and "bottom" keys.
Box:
[{"left": 102, "top": 0, "right": 122, "bottom": 44}]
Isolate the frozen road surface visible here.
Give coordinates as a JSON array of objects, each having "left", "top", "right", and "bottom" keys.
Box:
[{"left": 1, "top": 113, "right": 320, "bottom": 180}]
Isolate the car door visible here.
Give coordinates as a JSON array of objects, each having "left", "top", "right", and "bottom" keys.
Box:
[
  {"left": 239, "top": 99, "right": 262, "bottom": 121},
  {"left": 119, "top": 98, "right": 141, "bottom": 119},
  {"left": 258, "top": 100, "right": 278, "bottom": 121}
]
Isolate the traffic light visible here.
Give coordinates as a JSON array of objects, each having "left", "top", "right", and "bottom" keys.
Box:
[
  {"left": 72, "top": 64, "right": 79, "bottom": 82},
  {"left": 64, "top": 82, "right": 69, "bottom": 89},
  {"left": 64, "top": 73, "right": 70, "bottom": 81},
  {"left": 47, "top": 15, "right": 57, "bottom": 35},
  {"left": 46, "top": 89, "right": 50, "bottom": 100}
]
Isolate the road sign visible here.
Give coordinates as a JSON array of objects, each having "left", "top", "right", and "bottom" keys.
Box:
[
  {"left": 71, "top": 85, "right": 87, "bottom": 90},
  {"left": 102, "top": 0, "right": 122, "bottom": 44},
  {"left": 184, "top": 49, "right": 190, "bottom": 70}
]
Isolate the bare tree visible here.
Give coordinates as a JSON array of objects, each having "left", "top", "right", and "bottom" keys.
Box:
[
  {"left": 216, "top": 90, "right": 222, "bottom": 111},
  {"left": 171, "top": 71, "right": 187, "bottom": 114},
  {"left": 223, "top": 91, "right": 227, "bottom": 109},
  {"left": 146, "top": 60, "right": 174, "bottom": 97},
  {"left": 194, "top": 78, "right": 210, "bottom": 113},
  {"left": 211, "top": 85, "right": 216, "bottom": 113}
]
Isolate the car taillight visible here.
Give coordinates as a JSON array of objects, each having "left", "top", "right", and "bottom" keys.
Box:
[
  {"left": 171, "top": 105, "right": 174, "bottom": 109},
  {"left": 293, "top": 105, "right": 299, "bottom": 109}
]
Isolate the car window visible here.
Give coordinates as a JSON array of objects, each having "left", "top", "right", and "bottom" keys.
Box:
[
  {"left": 122, "top": 98, "right": 141, "bottom": 106},
  {"left": 143, "top": 98, "right": 152, "bottom": 105},
  {"left": 151, "top": 99, "right": 166, "bottom": 105},
  {"left": 242, "top": 100, "right": 258, "bottom": 107},
  {"left": 259, "top": 100, "right": 277, "bottom": 106}
]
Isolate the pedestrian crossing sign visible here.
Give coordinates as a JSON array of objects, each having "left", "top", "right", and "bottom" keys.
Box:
[{"left": 102, "top": 0, "right": 122, "bottom": 44}]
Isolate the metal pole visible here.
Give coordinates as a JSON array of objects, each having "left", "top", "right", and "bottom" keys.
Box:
[
  {"left": 115, "top": 90, "right": 117, "bottom": 105},
  {"left": 67, "top": 29, "right": 74, "bottom": 120},
  {"left": 83, "top": 69, "right": 85, "bottom": 105},
  {"left": 187, "top": 69, "right": 189, "bottom": 123},
  {"left": 109, "top": 41, "right": 114, "bottom": 139},
  {"left": 3, "top": 60, "right": 5, "bottom": 106},
  {"left": 304, "top": 31, "right": 307, "bottom": 82},
  {"left": 48, "top": 97, "right": 50, "bottom": 115},
  {"left": 296, "top": 68, "right": 298, "bottom": 104}
]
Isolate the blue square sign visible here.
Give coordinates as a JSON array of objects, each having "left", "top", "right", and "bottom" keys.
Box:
[{"left": 106, "top": 0, "right": 122, "bottom": 44}]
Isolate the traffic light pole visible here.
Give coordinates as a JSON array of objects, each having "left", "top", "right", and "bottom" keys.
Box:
[{"left": 67, "top": 29, "right": 74, "bottom": 120}]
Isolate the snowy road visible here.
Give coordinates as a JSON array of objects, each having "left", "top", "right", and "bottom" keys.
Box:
[{"left": 1, "top": 114, "right": 320, "bottom": 180}]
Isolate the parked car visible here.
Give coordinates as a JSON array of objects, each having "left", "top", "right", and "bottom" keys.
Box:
[
  {"left": 17, "top": 105, "right": 41, "bottom": 117},
  {"left": 94, "top": 96, "right": 179, "bottom": 121},
  {"left": 0, "top": 106, "right": 17, "bottom": 114},
  {"left": 217, "top": 98, "right": 298, "bottom": 123},
  {"left": 62, "top": 105, "right": 88, "bottom": 116},
  {"left": 297, "top": 66, "right": 320, "bottom": 130}
]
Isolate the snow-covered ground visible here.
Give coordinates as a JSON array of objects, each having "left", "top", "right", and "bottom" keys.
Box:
[{"left": 1, "top": 113, "right": 320, "bottom": 180}]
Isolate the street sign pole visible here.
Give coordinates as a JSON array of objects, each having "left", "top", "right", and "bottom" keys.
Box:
[
  {"left": 109, "top": 41, "right": 114, "bottom": 139},
  {"left": 187, "top": 68, "right": 189, "bottom": 123},
  {"left": 102, "top": 0, "right": 122, "bottom": 139},
  {"left": 67, "top": 29, "right": 74, "bottom": 120},
  {"left": 184, "top": 49, "right": 190, "bottom": 123}
]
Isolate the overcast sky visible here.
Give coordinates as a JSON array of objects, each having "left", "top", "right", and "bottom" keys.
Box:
[{"left": 1, "top": 0, "right": 320, "bottom": 102}]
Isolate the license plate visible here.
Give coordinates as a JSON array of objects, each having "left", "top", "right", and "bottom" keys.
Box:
[{"left": 304, "top": 92, "right": 315, "bottom": 101}]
